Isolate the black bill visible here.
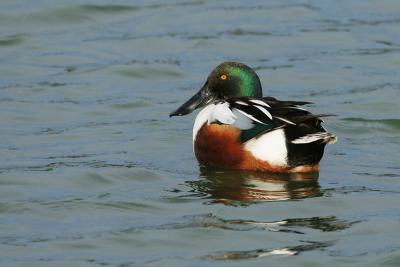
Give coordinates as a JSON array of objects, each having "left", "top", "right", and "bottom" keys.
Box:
[{"left": 169, "top": 82, "right": 214, "bottom": 117}]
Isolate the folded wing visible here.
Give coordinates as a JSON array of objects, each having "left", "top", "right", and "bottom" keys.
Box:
[{"left": 208, "top": 97, "right": 336, "bottom": 144}]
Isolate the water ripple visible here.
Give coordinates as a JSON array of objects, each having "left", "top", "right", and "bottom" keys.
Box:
[
  {"left": 127, "top": 213, "right": 356, "bottom": 235},
  {"left": 0, "top": 34, "right": 26, "bottom": 46},
  {"left": 342, "top": 118, "right": 400, "bottom": 130}
]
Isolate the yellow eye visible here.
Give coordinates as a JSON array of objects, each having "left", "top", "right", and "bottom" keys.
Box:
[{"left": 220, "top": 74, "right": 227, "bottom": 80}]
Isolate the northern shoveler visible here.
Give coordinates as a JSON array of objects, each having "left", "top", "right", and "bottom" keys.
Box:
[{"left": 170, "top": 62, "right": 337, "bottom": 173}]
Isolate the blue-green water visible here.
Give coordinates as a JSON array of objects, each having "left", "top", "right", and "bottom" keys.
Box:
[{"left": 1, "top": 0, "right": 400, "bottom": 266}]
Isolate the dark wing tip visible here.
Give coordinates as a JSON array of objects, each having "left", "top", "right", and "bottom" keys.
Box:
[{"left": 262, "top": 96, "right": 313, "bottom": 106}]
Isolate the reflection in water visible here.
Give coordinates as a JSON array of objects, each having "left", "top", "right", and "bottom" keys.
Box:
[
  {"left": 187, "top": 167, "right": 321, "bottom": 204},
  {"left": 202, "top": 240, "right": 333, "bottom": 260},
  {"left": 144, "top": 213, "right": 354, "bottom": 235}
]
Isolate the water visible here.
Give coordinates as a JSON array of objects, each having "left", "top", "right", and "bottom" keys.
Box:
[{"left": 1, "top": 0, "right": 400, "bottom": 266}]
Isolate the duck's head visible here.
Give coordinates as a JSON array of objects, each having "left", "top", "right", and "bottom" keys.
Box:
[{"left": 170, "top": 62, "right": 262, "bottom": 117}]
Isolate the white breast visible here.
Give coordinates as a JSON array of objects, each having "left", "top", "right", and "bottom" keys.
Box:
[
  {"left": 193, "top": 102, "right": 239, "bottom": 141},
  {"left": 244, "top": 129, "right": 288, "bottom": 167},
  {"left": 193, "top": 104, "right": 215, "bottom": 142},
  {"left": 193, "top": 101, "right": 256, "bottom": 143}
]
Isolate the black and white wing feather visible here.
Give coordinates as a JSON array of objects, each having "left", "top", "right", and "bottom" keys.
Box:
[
  {"left": 229, "top": 98, "right": 273, "bottom": 125},
  {"left": 226, "top": 97, "right": 316, "bottom": 128},
  {"left": 205, "top": 97, "right": 336, "bottom": 167},
  {"left": 210, "top": 97, "right": 336, "bottom": 145}
]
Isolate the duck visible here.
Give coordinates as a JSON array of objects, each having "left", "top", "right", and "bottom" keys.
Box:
[{"left": 170, "top": 62, "right": 336, "bottom": 173}]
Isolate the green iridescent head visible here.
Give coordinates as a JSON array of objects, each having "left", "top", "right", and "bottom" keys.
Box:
[
  {"left": 170, "top": 62, "right": 263, "bottom": 117},
  {"left": 207, "top": 61, "right": 262, "bottom": 98}
]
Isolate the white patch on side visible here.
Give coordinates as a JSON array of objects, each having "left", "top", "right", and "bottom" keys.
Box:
[
  {"left": 244, "top": 129, "right": 288, "bottom": 166},
  {"left": 291, "top": 132, "right": 337, "bottom": 144}
]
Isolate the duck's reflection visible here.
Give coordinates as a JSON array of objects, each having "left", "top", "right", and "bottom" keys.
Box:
[{"left": 188, "top": 167, "right": 321, "bottom": 204}]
